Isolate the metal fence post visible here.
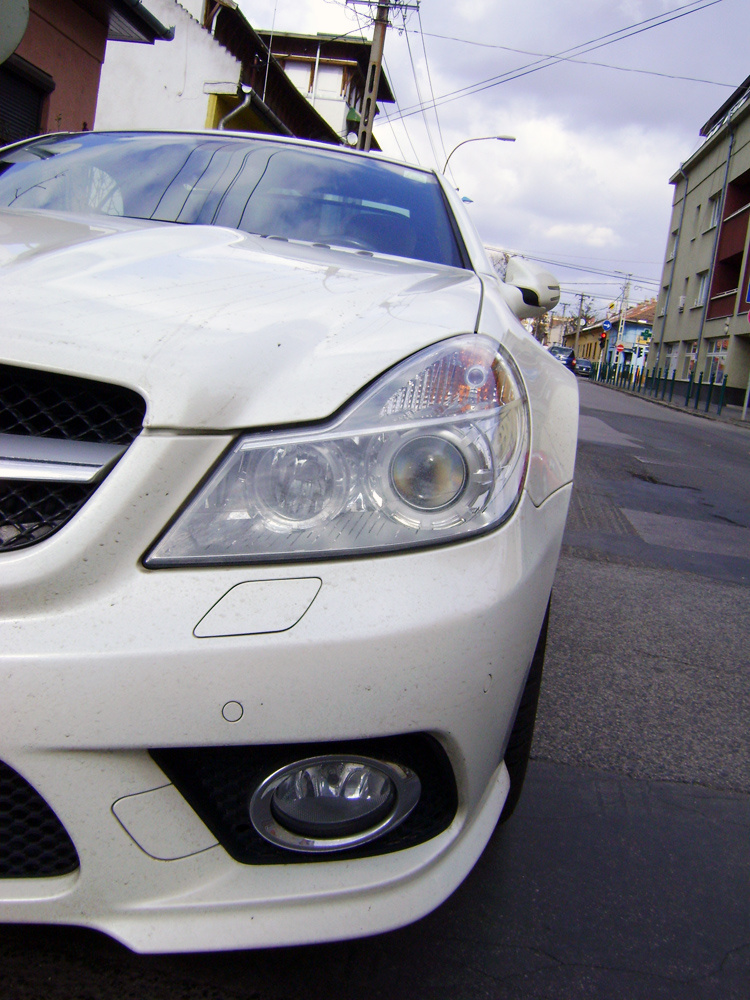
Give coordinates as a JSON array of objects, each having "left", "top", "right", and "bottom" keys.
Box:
[
  {"left": 693, "top": 371, "right": 704, "bottom": 410},
  {"left": 705, "top": 370, "right": 716, "bottom": 413},
  {"left": 717, "top": 374, "right": 728, "bottom": 415},
  {"left": 685, "top": 371, "right": 694, "bottom": 406}
]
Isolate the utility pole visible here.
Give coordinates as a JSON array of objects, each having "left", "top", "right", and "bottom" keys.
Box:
[
  {"left": 616, "top": 276, "right": 631, "bottom": 372},
  {"left": 347, "top": 1, "right": 418, "bottom": 151},
  {"left": 573, "top": 293, "right": 587, "bottom": 357},
  {"left": 356, "top": 1, "right": 389, "bottom": 152}
]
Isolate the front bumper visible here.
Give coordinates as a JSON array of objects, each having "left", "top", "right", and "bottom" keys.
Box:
[{"left": 0, "top": 432, "right": 571, "bottom": 952}]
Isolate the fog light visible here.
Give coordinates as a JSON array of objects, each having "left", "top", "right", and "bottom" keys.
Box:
[{"left": 250, "top": 755, "right": 421, "bottom": 852}]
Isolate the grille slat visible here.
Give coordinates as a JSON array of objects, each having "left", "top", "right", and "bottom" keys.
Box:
[
  {"left": 0, "top": 366, "right": 146, "bottom": 551},
  {"left": 0, "top": 760, "right": 79, "bottom": 878}
]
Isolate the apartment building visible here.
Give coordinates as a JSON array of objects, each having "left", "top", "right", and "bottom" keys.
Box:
[{"left": 651, "top": 77, "right": 750, "bottom": 405}]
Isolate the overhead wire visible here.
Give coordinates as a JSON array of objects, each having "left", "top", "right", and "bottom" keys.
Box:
[
  {"left": 415, "top": 4, "right": 450, "bottom": 172},
  {"left": 401, "top": 6, "right": 442, "bottom": 168},
  {"left": 486, "top": 246, "right": 661, "bottom": 285},
  {"left": 382, "top": 55, "right": 422, "bottom": 163},
  {"left": 382, "top": 0, "right": 725, "bottom": 122},
  {"left": 416, "top": 33, "right": 736, "bottom": 90}
]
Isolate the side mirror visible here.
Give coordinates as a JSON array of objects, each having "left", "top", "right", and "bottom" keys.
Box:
[{"left": 502, "top": 257, "right": 560, "bottom": 320}]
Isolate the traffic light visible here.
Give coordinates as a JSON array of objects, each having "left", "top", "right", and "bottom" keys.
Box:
[{"left": 600, "top": 331, "right": 606, "bottom": 341}]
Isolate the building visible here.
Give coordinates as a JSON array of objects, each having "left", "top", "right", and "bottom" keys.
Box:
[
  {"left": 95, "top": 0, "right": 341, "bottom": 144},
  {"left": 0, "top": 0, "right": 172, "bottom": 145},
  {"left": 258, "top": 31, "right": 395, "bottom": 148},
  {"left": 650, "top": 77, "right": 750, "bottom": 404},
  {"left": 562, "top": 300, "right": 655, "bottom": 369}
]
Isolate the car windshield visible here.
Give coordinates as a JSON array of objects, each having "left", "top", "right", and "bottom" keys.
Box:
[{"left": 0, "top": 132, "right": 467, "bottom": 268}]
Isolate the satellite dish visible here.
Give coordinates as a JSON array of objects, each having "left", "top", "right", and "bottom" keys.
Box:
[{"left": 0, "top": 0, "right": 29, "bottom": 64}]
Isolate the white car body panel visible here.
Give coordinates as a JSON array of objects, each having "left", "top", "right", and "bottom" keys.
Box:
[
  {"left": 1, "top": 209, "right": 483, "bottom": 431},
  {"left": 0, "top": 132, "right": 577, "bottom": 953}
]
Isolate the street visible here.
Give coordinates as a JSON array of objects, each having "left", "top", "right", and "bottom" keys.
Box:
[{"left": 2, "top": 379, "right": 749, "bottom": 999}]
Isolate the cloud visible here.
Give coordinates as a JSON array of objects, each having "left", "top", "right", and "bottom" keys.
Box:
[{"left": 541, "top": 224, "right": 619, "bottom": 247}]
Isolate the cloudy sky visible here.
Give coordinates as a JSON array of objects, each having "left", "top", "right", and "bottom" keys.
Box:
[{"left": 238, "top": 0, "right": 748, "bottom": 315}]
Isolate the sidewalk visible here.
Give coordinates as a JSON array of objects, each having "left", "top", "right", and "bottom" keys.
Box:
[{"left": 589, "top": 377, "right": 750, "bottom": 429}]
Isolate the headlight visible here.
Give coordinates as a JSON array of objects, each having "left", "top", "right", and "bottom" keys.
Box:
[{"left": 145, "top": 334, "right": 528, "bottom": 566}]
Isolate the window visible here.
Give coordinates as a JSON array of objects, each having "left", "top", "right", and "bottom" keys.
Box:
[
  {"left": 705, "top": 338, "right": 729, "bottom": 382},
  {"left": 660, "top": 343, "right": 677, "bottom": 376},
  {"left": 0, "top": 132, "right": 467, "bottom": 269},
  {"left": 695, "top": 271, "right": 709, "bottom": 307},
  {"left": 283, "top": 60, "right": 313, "bottom": 95},
  {"left": 708, "top": 195, "right": 721, "bottom": 229},
  {"left": 692, "top": 203, "right": 702, "bottom": 239},
  {"left": 0, "top": 55, "right": 54, "bottom": 145},
  {"left": 315, "top": 64, "right": 344, "bottom": 97},
  {"left": 682, "top": 341, "right": 697, "bottom": 379},
  {"left": 666, "top": 231, "right": 678, "bottom": 261}
]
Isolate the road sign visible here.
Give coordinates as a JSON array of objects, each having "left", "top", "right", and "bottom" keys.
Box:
[
  {"left": 616, "top": 343, "right": 624, "bottom": 352},
  {"left": 602, "top": 320, "right": 612, "bottom": 331}
]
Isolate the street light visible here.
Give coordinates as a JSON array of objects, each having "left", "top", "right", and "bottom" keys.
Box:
[{"left": 442, "top": 135, "right": 516, "bottom": 175}]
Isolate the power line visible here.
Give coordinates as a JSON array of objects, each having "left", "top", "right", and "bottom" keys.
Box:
[
  {"left": 413, "top": 32, "right": 736, "bottom": 91},
  {"left": 382, "top": 55, "right": 421, "bottom": 163},
  {"left": 383, "top": 0, "right": 725, "bottom": 122},
  {"left": 487, "top": 246, "right": 661, "bottom": 285},
  {"left": 415, "top": 5, "right": 449, "bottom": 171},
  {"left": 401, "top": 7, "right": 442, "bottom": 168}
]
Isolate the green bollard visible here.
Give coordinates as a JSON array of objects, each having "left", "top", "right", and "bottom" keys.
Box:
[
  {"left": 684, "top": 371, "right": 694, "bottom": 406},
  {"left": 717, "top": 374, "right": 728, "bottom": 415},
  {"left": 693, "top": 371, "right": 703, "bottom": 409},
  {"left": 705, "top": 371, "right": 716, "bottom": 412}
]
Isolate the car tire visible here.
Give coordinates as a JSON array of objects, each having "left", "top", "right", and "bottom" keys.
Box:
[{"left": 498, "top": 599, "right": 550, "bottom": 823}]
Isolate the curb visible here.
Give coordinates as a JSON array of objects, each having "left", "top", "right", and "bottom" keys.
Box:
[{"left": 586, "top": 378, "right": 750, "bottom": 429}]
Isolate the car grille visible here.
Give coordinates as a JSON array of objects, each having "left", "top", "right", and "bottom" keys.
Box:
[
  {"left": 0, "top": 365, "right": 146, "bottom": 551},
  {"left": 151, "top": 734, "right": 458, "bottom": 865},
  {"left": 0, "top": 760, "right": 79, "bottom": 878}
]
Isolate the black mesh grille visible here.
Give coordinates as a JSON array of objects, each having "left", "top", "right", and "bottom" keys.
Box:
[
  {"left": 0, "top": 760, "right": 79, "bottom": 878},
  {"left": 151, "top": 735, "right": 458, "bottom": 865},
  {"left": 1, "top": 365, "right": 146, "bottom": 552},
  {"left": 0, "top": 365, "right": 146, "bottom": 444},
  {"left": 0, "top": 480, "right": 99, "bottom": 550}
]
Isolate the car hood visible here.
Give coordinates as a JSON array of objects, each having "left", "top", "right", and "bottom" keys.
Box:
[{"left": 0, "top": 209, "right": 483, "bottom": 431}]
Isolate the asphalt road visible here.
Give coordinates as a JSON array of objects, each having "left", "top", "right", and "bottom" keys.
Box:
[{"left": 2, "top": 378, "right": 749, "bottom": 999}]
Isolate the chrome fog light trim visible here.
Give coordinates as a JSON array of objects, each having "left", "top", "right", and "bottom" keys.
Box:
[{"left": 249, "top": 755, "right": 421, "bottom": 853}]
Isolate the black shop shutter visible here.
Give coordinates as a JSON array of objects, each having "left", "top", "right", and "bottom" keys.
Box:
[{"left": 0, "top": 55, "right": 55, "bottom": 146}]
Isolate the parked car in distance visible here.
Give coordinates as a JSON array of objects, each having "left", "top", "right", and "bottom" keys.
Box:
[
  {"left": 547, "top": 344, "right": 577, "bottom": 372},
  {"left": 0, "top": 130, "right": 577, "bottom": 954},
  {"left": 575, "top": 357, "right": 593, "bottom": 377}
]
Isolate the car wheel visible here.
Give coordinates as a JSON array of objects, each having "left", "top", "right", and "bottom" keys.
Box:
[{"left": 498, "top": 599, "right": 550, "bottom": 823}]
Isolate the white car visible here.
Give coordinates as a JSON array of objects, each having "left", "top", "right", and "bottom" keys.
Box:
[{"left": 0, "top": 131, "right": 576, "bottom": 953}]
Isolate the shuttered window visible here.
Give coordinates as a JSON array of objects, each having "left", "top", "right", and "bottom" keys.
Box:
[{"left": 0, "top": 56, "right": 54, "bottom": 146}]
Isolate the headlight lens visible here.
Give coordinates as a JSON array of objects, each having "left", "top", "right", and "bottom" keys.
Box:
[{"left": 145, "top": 334, "right": 529, "bottom": 566}]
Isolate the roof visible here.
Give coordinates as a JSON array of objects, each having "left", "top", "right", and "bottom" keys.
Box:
[
  {"left": 213, "top": 8, "right": 343, "bottom": 145},
  {"left": 700, "top": 73, "right": 750, "bottom": 138},
  {"left": 624, "top": 299, "right": 656, "bottom": 324},
  {"left": 580, "top": 298, "right": 656, "bottom": 334},
  {"left": 257, "top": 30, "right": 396, "bottom": 105},
  {"left": 86, "top": 0, "right": 174, "bottom": 43}
]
